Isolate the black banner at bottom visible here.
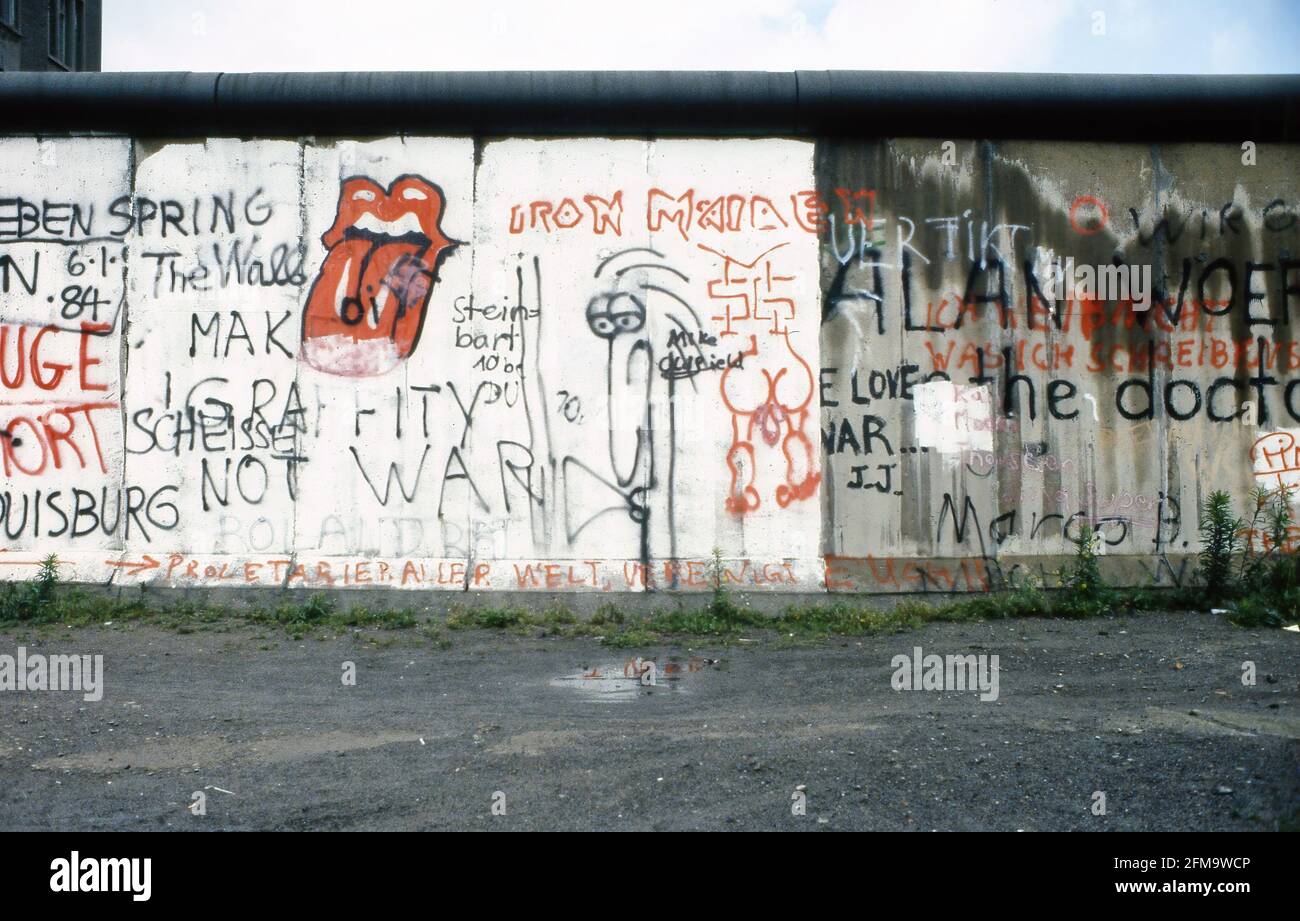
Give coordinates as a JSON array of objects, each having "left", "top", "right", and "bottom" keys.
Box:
[{"left": 3, "top": 831, "right": 1279, "bottom": 908}]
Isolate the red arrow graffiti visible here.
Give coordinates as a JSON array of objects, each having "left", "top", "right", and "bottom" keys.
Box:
[{"left": 106, "top": 556, "right": 161, "bottom": 577}]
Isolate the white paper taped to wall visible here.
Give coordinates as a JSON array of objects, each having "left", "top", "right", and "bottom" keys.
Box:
[{"left": 913, "top": 381, "right": 994, "bottom": 454}]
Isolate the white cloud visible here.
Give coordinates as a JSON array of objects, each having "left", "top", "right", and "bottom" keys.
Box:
[
  {"left": 102, "top": 0, "right": 1291, "bottom": 74},
  {"left": 104, "top": 0, "right": 1079, "bottom": 72},
  {"left": 819, "top": 0, "right": 1078, "bottom": 72}
]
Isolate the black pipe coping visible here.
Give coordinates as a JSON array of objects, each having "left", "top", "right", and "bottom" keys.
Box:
[{"left": 0, "top": 71, "right": 1295, "bottom": 140}]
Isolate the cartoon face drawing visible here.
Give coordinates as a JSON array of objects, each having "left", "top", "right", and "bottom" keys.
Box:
[{"left": 586, "top": 292, "right": 647, "bottom": 339}]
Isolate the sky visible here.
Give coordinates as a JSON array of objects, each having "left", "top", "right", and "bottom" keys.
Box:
[{"left": 103, "top": 0, "right": 1300, "bottom": 73}]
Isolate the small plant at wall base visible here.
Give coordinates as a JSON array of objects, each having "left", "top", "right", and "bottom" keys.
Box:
[
  {"left": 1198, "top": 489, "right": 1243, "bottom": 602},
  {"left": 700, "top": 548, "right": 766, "bottom": 629},
  {"left": 706, "top": 547, "right": 734, "bottom": 619},
  {"left": 0, "top": 554, "right": 62, "bottom": 622},
  {"left": 0, "top": 578, "right": 20, "bottom": 623},
  {"left": 1056, "top": 523, "right": 1114, "bottom": 617},
  {"left": 1230, "top": 485, "right": 1300, "bottom": 628},
  {"left": 1192, "top": 485, "right": 1300, "bottom": 627},
  {"left": 32, "top": 555, "right": 61, "bottom": 608},
  {"left": 1239, "top": 484, "right": 1297, "bottom": 587}
]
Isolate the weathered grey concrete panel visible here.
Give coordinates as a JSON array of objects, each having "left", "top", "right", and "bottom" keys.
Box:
[{"left": 816, "top": 138, "right": 1299, "bottom": 591}]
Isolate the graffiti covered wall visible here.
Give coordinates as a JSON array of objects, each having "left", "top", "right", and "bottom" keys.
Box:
[{"left": 1, "top": 135, "right": 1297, "bottom": 595}]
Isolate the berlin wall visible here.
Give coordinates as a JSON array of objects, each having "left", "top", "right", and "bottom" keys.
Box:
[{"left": 1, "top": 93, "right": 1298, "bottom": 597}]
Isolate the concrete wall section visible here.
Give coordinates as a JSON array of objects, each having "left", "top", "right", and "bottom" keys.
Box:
[
  {"left": 817, "top": 139, "right": 1300, "bottom": 592},
  {"left": 1, "top": 135, "right": 1296, "bottom": 594},
  {"left": 1, "top": 137, "right": 130, "bottom": 582}
]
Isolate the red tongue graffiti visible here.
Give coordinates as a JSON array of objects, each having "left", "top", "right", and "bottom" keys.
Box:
[{"left": 301, "top": 175, "right": 457, "bottom": 377}]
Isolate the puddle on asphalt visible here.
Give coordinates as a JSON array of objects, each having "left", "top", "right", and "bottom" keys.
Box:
[{"left": 549, "top": 655, "right": 718, "bottom": 702}]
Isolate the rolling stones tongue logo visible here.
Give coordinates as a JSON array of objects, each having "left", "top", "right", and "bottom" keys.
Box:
[{"left": 301, "top": 175, "right": 457, "bottom": 377}]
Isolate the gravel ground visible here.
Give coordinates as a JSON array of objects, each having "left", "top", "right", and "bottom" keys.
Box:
[{"left": 0, "top": 611, "right": 1296, "bottom": 831}]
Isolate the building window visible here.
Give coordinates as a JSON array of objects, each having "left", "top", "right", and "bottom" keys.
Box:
[
  {"left": 1, "top": 0, "right": 18, "bottom": 30},
  {"left": 48, "top": 0, "right": 64, "bottom": 61},
  {"left": 48, "top": 1, "right": 62, "bottom": 60},
  {"left": 48, "top": 0, "right": 84, "bottom": 68}
]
